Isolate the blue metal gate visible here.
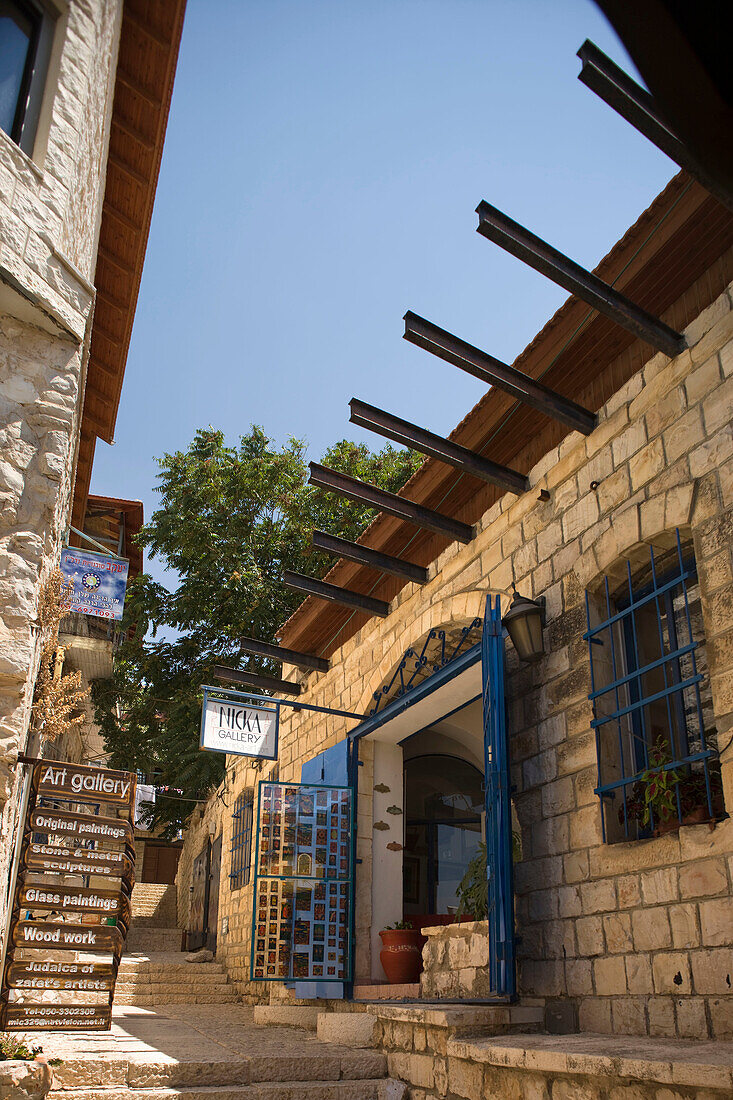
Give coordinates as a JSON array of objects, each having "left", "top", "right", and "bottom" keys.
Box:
[{"left": 482, "top": 594, "right": 516, "bottom": 998}]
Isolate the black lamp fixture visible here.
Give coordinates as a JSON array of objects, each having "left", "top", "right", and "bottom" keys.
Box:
[{"left": 501, "top": 585, "right": 546, "bottom": 663}]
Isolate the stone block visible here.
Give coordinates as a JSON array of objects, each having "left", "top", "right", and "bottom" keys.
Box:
[
  {"left": 611, "top": 996, "right": 647, "bottom": 1036},
  {"left": 698, "top": 898, "right": 733, "bottom": 946},
  {"left": 640, "top": 867, "right": 679, "bottom": 906},
  {"left": 616, "top": 875, "right": 641, "bottom": 909},
  {"left": 648, "top": 996, "right": 676, "bottom": 1037},
  {"left": 651, "top": 951, "right": 691, "bottom": 994},
  {"left": 578, "top": 997, "right": 612, "bottom": 1033},
  {"left": 689, "top": 948, "right": 733, "bottom": 994},
  {"left": 603, "top": 913, "right": 633, "bottom": 953},
  {"left": 632, "top": 907, "right": 672, "bottom": 951},
  {"left": 317, "top": 1012, "right": 378, "bottom": 1048},
  {"left": 253, "top": 1005, "right": 319, "bottom": 1029},
  {"left": 593, "top": 954, "right": 627, "bottom": 995},
  {"left": 625, "top": 954, "right": 653, "bottom": 994},
  {"left": 669, "top": 903, "right": 700, "bottom": 949},
  {"left": 675, "top": 996, "right": 708, "bottom": 1039},
  {"left": 679, "top": 858, "right": 728, "bottom": 898},
  {"left": 580, "top": 879, "right": 616, "bottom": 914},
  {"left": 565, "top": 958, "right": 593, "bottom": 996},
  {"left": 629, "top": 438, "right": 665, "bottom": 490},
  {"left": 447, "top": 1057, "right": 483, "bottom": 1099},
  {"left": 576, "top": 915, "right": 604, "bottom": 957}
]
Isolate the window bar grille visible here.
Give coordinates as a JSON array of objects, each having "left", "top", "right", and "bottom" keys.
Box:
[
  {"left": 673, "top": 530, "right": 714, "bottom": 816},
  {"left": 649, "top": 543, "right": 684, "bottom": 823},
  {"left": 606, "top": 575, "right": 631, "bottom": 838},
  {"left": 230, "top": 791, "right": 253, "bottom": 888},
  {"left": 584, "top": 531, "right": 719, "bottom": 840}
]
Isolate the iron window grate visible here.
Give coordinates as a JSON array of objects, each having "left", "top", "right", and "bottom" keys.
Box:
[{"left": 230, "top": 789, "right": 253, "bottom": 888}]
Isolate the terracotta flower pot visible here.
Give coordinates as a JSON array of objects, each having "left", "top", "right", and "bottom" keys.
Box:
[{"left": 379, "top": 928, "right": 423, "bottom": 984}]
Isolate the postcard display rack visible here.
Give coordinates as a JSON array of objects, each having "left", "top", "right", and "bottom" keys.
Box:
[
  {"left": 251, "top": 781, "right": 353, "bottom": 983},
  {"left": 0, "top": 760, "right": 136, "bottom": 1031}
]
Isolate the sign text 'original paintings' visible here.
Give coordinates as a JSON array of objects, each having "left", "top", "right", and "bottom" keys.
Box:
[
  {"left": 60, "top": 546, "right": 129, "bottom": 622},
  {"left": 200, "top": 688, "right": 278, "bottom": 760},
  {"left": 30, "top": 807, "right": 134, "bottom": 844}
]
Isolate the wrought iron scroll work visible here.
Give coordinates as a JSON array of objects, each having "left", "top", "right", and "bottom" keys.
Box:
[{"left": 370, "top": 619, "right": 483, "bottom": 715}]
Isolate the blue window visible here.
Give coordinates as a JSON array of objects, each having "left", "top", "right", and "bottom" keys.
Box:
[
  {"left": 584, "top": 530, "right": 723, "bottom": 843},
  {"left": 230, "top": 790, "right": 253, "bottom": 888}
]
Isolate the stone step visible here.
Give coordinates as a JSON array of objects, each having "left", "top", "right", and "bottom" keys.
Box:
[
  {"left": 115, "top": 975, "right": 230, "bottom": 988},
  {"left": 125, "top": 930, "right": 182, "bottom": 952},
  {"left": 115, "top": 981, "right": 234, "bottom": 995},
  {"left": 113, "top": 993, "right": 240, "bottom": 1005},
  {"left": 48, "top": 1082, "right": 401, "bottom": 1100}
]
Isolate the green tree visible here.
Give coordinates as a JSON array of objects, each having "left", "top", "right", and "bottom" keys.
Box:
[{"left": 93, "top": 426, "right": 421, "bottom": 834}]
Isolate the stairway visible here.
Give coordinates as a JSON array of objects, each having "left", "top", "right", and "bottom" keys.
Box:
[
  {"left": 114, "top": 952, "right": 240, "bottom": 1005},
  {"left": 124, "top": 883, "right": 181, "bottom": 952},
  {"left": 39, "top": 1005, "right": 403, "bottom": 1100}
]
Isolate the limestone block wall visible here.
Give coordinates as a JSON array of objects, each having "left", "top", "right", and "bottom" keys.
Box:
[
  {"left": 420, "top": 921, "right": 491, "bottom": 999},
  {"left": 177, "top": 281, "right": 733, "bottom": 1038},
  {"left": 0, "top": 0, "right": 123, "bottom": 926}
]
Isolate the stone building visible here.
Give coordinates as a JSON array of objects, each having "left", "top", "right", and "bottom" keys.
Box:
[
  {"left": 177, "top": 170, "right": 733, "bottom": 1063},
  {"left": 0, "top": 0, "right": 184, "bottom": 925}
]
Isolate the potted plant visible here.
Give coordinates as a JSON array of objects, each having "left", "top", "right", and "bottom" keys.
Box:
[
  {"left": 379, "top": 920, "right": 423, "bottom": 984},
  {"left": 619, "top": 737, "right": 725, "bottom": 836}
]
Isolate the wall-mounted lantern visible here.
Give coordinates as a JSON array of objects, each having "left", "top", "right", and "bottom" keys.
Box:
[{"left": 501, "top": 588, "right": 546, "bottom": 662}]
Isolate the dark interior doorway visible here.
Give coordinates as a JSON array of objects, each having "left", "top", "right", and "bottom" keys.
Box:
[{"left": 403, "top": 754, "right": 483, "bottom": 926}]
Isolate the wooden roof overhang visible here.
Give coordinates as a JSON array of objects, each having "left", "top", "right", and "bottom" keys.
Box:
[
  {"left": 70, "top": 0, "right": 186, "bottom": 531},
  {"left": 70, "top": 494, "right": 144, "bottom": 577},
  {"left": 278, "top": 172, "right": 733, "bottom": 660}
]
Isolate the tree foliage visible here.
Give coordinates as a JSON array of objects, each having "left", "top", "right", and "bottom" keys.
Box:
[{"left": 93, "top": 426, "right": 421, "bottom": 834}]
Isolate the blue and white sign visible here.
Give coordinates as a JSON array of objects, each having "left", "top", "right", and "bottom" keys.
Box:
[
  {"left": 200, "top": 687, "right": 279, "bottom": 760},
  {"left": 59, "top": 547, "right": 129, "bottom": 622}
]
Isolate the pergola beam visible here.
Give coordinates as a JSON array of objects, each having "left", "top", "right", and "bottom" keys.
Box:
[
  {"left": 213, "top": 665, "right": 302, "bottom": 695},
  {"left": 309, "top": 462, "right": 474, "bottom": 544},
  {"left": 349, "top": 397, "right": 528, "bottom": 495},
  {"left": 238, "top": 636, "right": 330, "bottom": 674},
  {"left": 577, "top": 40, "right": 733, "bottom": 215},
  {"left": 475, "top": 201, "right": 685, "bottom": 358},
  {"left": 283, "top": 570, "right": 390, "bottom": 618},
  {"left": 312, "top": 529, "right": 429, "bottom": 585},
  {"left": 404, "top": 312, "right": 596, "bottom": 435}
]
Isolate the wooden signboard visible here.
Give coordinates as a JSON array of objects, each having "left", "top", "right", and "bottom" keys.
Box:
[
  {"left": 10, "top": 920, "right": 124, "bottom": 953},
  {"left": 30, "top": 807, "right": 134, "bottom": 845},
  {"left": 23, "top": 842, "right": 134, "bottom": 879},
  {"left": 32, "top": 761, "right": 135, "bottom": 807},
  {"left": 0, "top": 759, "right": 136, "bottom": 1030},
  {"left": 5, "top": 960, "right": 115, "bottom": 993},
  {"left": 19, "top": 883, "right": 126, "bottom": 918},
  {"left": 0, "top": 1004, "right": 113, "bottom": 1030}
]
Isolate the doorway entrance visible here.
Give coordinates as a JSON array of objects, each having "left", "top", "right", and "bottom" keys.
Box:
[{"left": 403, "top": 754, "right": 484, "bottom": 925}]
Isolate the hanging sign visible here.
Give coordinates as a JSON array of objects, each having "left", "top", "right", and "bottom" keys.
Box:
[
  {"left": 0, "top": 759, "right": 135, "bottom": 1031},
  {"left": 33, "top": 760, "right": 135, "bottom": 806},
  {"left": 30, "top": 807, "right": 134, "bottom": 845},
  {"left": 23, "top": 842, "right": 133, "bottom": 879},
  {"left": 59, "top": 546, "right": 129, "bottom": 622},
  {"left": 200, "top": 687, "right": 279, "bottom": 760}
]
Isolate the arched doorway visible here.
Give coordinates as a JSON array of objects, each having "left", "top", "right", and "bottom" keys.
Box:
[{"left": 403, "top": 754, "right": 484, "bottom": 925}]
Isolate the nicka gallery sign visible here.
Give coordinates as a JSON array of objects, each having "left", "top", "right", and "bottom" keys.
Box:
[{"left": 200, "top": 687, "right": 279, "bottom": 760}]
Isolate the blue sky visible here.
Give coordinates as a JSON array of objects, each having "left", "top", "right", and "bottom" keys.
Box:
[{"left": 90, "top": 0, "right": 674, "bottom": 580}]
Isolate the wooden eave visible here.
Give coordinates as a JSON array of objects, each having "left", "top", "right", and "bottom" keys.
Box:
[
  {"left": 72, "top": 494, "right": 145, "bottom": 577},
  {"left": 278, "top": 173, "right": 733, "bottom": 659},
  {"left": 71, "top": 0, "right": 186, "bottom": 531}
]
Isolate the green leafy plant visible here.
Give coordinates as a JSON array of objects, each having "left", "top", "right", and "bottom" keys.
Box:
[
  {"left": 381, "top": 920, "right": 414, "bottom": 931},
  {"left": 456, "top": 842, "right": 489, "bottom": 920},
  {"left": 0, "top": 1035, "right": 42, "bottom": 1061}
]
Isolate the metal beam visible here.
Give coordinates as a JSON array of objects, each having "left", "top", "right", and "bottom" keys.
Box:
[
  {"left": 309, "top": 462, "right": 474, "bottom": 544},
  {"left": 577, "top": 41, "right": 733, "bottom": 215},
  {"left": 313, "top": 529, "right": 429, "bottom": 585},
  {"left": 283, "top": 570, "right": 391, "bottom": 617},
  {"left": 403, "top": 312, "right": 596, "bottom": 435},
  {"left": 475, "top": 201, "right": 685, "bottom": 358},
  {"left": 349, "top": 397, "right": 528, "bottom": 495},
  {"left": 213, "top": 665, "right": 302, "bottom": 695},
  {"left": 238, "top": 636, "right": 330, "bottom": 674}
]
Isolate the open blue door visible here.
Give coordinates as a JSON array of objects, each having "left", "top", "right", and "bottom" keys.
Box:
[
  {"left": 296, "top": 738, "right": 354, "bottom": 999},
  {"left": 483, "top": 594, "right": 516, "bottom": 998}
]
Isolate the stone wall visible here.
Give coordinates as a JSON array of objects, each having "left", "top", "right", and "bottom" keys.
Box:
[
  {"left": 0, "top": 0, "right": 123, "bottom": 927},
  {"left": 420, "top": 921, "right": 491, "bottom": 999},
  {"left": 177, "top": 281, "right": 733, "bottom": 1038}
]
